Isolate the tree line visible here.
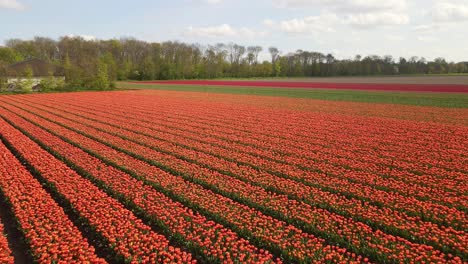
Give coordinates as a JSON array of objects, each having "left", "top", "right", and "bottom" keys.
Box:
[{"left": 1, "top": 36, "right": 467, "bottom": 90}]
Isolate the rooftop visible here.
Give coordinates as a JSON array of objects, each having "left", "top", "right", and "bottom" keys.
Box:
[{"left": 6, "top": 58, "right": 64, "bottom": 77}]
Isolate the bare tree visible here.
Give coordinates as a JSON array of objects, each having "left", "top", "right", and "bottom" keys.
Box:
[{"left": 247, "top": 46, "right": 263, "bottom": 65}]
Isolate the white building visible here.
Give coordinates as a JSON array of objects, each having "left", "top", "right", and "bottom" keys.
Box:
[{"left": 5, "top": 58, "right": 65, "bottom": 92}]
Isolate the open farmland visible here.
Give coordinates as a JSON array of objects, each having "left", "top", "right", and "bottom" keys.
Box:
[
  {"left": 0, "top": 86, "right": 467, "bottom": 263},
  {"left": 119, "top": 77, "right": 468, "bottom": 108},
  {"left": 133, "top": 79, "right": 468, "bottom": 93}
]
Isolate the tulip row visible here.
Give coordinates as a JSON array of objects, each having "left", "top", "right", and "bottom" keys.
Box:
[
  {"left": 27, "top": 93, "right": 466, "bottom": 186},
  {"left": 114, "top": 104, "right": 467, "bottom": 191},
  {"left": 1, "top": 99, "right": 464, "bottom": 262},
  {"left": 0, "top": 101, "right": 357, "bottom": 263},
  {"left": 19, "top": 95, "right": 466, "bottom": 211},
  {"left": 11, "top": 97, "right": 466, "bottom": 255},
  {"left": 34, "top": 89, "right": 467, "bottom": 125},
  {"left": 0, "top": 138, "right": 104, "bottom": 263},
  {"left": 114, "top": 111, "right": 466, "bottom": 192},
  {"left": 45, "top": 101, "right": 466, "bottom": 213},
  {"left": 0, "top": 220, "right": 13, "bottom": 264},
  {"left": 0, "top": 106, "right": 280, "bottom": 263},
  {"left": 132, "top": 103, "right": 465, "bottom": 168},
  {"left": 60, "top": 112, "right": 468, "bottom": 252},
  {"left": 0, "top": 117, "right": 194, "bottom": 264},
  {"left": 6, "top": 97, "right": 466, "bottom": 232},
  {"left": 46, "top": 92, "right": 465, "bottom": 176}
]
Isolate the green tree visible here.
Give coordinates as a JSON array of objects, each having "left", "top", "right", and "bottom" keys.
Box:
[
  {"left": 118, "top": 60, "right": 131, "bottom": 80},
  {"left": 40, "top": 70, "right": 64, "bottom": 91},
  {"left": 140, "top": 57, "right": 156, "bottom": 80},
  {"left": 0, "top": 63, "right": 7, "bottom": 92},
  {"left": 19, "top": 66, "right": 34, "bottom": 92},
  {"left": 274, "top": 60, "right": 281, "bottom": 77},
  {"left": 63, "top": 53, "right": 83, "bottom": 89},
  {"left": 269, "top": 47, "right": 280, "bottom": 76},
  {"left": 92, "top": 60, "right": 110, "bottom": 90},
  {"left": 3, "top": 36, "right": 466, "bottom": 82},
  {"left": 0, "top": 47, "right": 23, "bottom": 64},
  {"left": 6, "top": 39, "right": 39, "bottom": 60},
  {"left": 101, "top": 52, "right": 118, "bottom": 82}
]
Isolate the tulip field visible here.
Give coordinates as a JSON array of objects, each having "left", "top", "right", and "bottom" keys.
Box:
[{"left": 0, "top": 88, "right": 467, "bottom": 263}]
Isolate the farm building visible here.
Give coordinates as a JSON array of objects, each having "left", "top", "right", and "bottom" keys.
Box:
[{"left": 3, "top": 58, "right": 64, "bottom": 92}]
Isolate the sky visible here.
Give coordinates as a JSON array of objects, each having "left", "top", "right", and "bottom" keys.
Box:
[{"left": 1, "top": 0, "right": 468, "bottom": 62}]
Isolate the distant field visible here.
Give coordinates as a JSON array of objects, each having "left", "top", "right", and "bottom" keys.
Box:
[
  {"left": 117, "top": 82, "right": 468, "bottom": 108},
  {"left": 131, "top": 79, "right": 468, "bottom": 93},
  {"left": 215, "top": 75, "right": 468, "bottom": 85}
]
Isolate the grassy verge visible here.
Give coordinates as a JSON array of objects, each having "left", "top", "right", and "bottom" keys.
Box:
[{"left": 117, "top": 82, "right": 468, "bottom": 108}]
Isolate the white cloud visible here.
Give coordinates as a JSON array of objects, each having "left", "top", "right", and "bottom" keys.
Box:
[
  {"left": 186, "top": 24, "right": 237, "bottom": 37},
  {"left": 346, "top": 12, "right": 409, "bottom": 28},
  {"left": 0, "top": 0, "right": 24, "bottom": 10},
  {"left": 185, "top": 24, "right": 265, "bottom": 38},
  {"left": 412, "top": 2, "right": 468, "bottom": 34},
  {"left": 272, "top": 0, "right": 407, "bottom": 12},
  {"left": 279, "top": 12, "right": 340, "bottom": 33},
  {"left": 81, "top": 35, "right": 97, "bottom": 41},
  {"left": 239, "top": 27, "right": 265, "bottom": 38},
  {"left": 66, "top": 34, "right": 96, "bottom": 41},
  {"left": 431, "top": 2, "right": 468, "bottom": 22},
  {"left": 275, "top": 10, "right": 407, "bottom": 33},
  {"left": 271, "top": 0, "right": 408, "bottom": 30}
]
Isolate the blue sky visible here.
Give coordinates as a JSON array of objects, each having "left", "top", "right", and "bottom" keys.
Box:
[{"left": 1, "top": 0, "right": 468, "bottom": 61}]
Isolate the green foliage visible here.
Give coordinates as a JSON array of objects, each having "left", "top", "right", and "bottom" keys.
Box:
[
  {"left": 101, "top": 52, "right": 118, "bottom": 81},
  {"left": 0, "top": 63, "right": 6, "bottom": 91},
  {"left": 0, "top": 78, "right": 6, "bottom": 92},
  {"left": 117, "top": 60, "right": 131, "bottom": 80},
  {"left": 23, "top": 79, "right": 34, "bottom": 92},
  {"left": 5, "top": 39, "right": 40, "bottom": 60},
  {"left": 22, "top": 65, "right": 34, "bottom": 78},
  {"left": 40, "top": 71, "right": 65, "bottom": 92},
  {"left": 12, "top": 78, "right": 34, "bottom": 93},
  {"left": 274, "top": 61, "right": 281, "bottom": 77},
  {"left": 55, "top": 77, "right": 66, "bottom": 89},
  {"left": 14, "top": 66, "right": 35, "bottom": 92},
  {"left": 40, "top": 77, "right": 54, "bottom": 91},
  {"left": 2, "top": 36, "right": 467, "bottom": 93},
  {"left": 139, "top": 57, "right": 156, "bottom": 80},
  {"left": 91, "top": 60, "right": 110, "bottom": 90},
  {"left": 63, "top": 53, "right": 84, "bottom": 89},
  {"left": 0, "top": 47, "right": 23, "bottom": 64},
  {"left": 61, "top": 50, "right": 115, "bottom": 90}
]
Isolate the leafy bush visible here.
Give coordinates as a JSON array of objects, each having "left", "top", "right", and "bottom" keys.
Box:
[
  {"left": 0, "top": 77, "right": 6, "bottom": 92},
  {"left": 40, "top": 71, "right": 66, "bottom": 92}
]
